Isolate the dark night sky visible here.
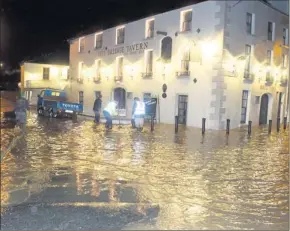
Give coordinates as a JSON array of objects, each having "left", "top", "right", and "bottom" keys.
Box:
[{"left": 2, "top": 0, "right": 204, "bottom": 68}]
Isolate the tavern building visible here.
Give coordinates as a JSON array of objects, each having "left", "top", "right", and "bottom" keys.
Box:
[{"left": 66, "top": 0, "right": 289, "bottom": 130}]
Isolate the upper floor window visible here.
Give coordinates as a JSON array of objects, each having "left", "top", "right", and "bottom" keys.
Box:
[
  {"left": 78, "top": 62, "right": 84, "bottom": 80},
  {"left": 180, "top": 10, "right": 192, "bottom": 32},
  {"left": 161, "top": 36, "right": 173, "bottom": 62},
  {"left": 267, "top": 22, "right": 275, "bottom": 41},
  {"left": 246, "top": 13, "right": 254, "bottom": 35},
  {"left": 116, "top": 26, "right": 125, "bottom": 45},
  {"left": 79, "top": 37, "right": 85, "bottom": 53},
  {"left": 282, "top": 54, "right": 288, "bottom": 68},
  {"left": 283, "top": 28, "right": 289, "bottom": 46},
  {"left": 145, "top": 19, "right": 155, "bottom": 39},
  {"left": 244, "top": 45, "right": 252, "bottom": 76},
  {"left": 266, "top": 50, "right": 272, "bottom": 65},
  {"left": 95, "top": 59, "right": 101, "bottom": 80},
  {"left": 144, "top": 50, "right": 153, "bottom": 74},
  {"left": 116, "top": 57, "right": 124, "bottom": 76},
  {"left": 43, "top": 67, "right": 50, "bottom": 80},
  {"left": 95, "top": 32, "right": 103, "bottom": 49},
  {"left": 181, "top": 49, "right": 190, "bottom": 73}
]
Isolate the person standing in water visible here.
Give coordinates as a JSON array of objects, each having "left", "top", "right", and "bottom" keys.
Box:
[{"left": 14, "top": 92, "right": 29, "bottom": 131}]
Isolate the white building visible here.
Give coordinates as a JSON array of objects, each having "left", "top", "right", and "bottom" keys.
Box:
[
  {"left": 21, "top": 62, "right": 69, "bottom": 105},
  {"left": 67, "top": 0, "right": 289, "bottom": 130}
]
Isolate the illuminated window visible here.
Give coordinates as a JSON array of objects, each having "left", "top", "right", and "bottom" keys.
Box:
[
  {"left": 283, "top": 28, "right": 288, "bottom": 46},
  {"left": 95, "top": 32, "right": 103, "bottom": 49},
  {"left": 180, "top": 10, "right": 192, "bottom": 32},
  {"left": 246, "top": 13, "right": 254, "bottom": 35},
  {"left": 116, "top": 27, "right": 125, "bottom": 45},
  {"left": 266, "top": 50, "right": 272, "bottom": 65},
  {"left": 116, "top": 57, "right": 123, "bottom": 77},
  {"left": 95, "top": 60, "right": 101, "bottom": 81},
  {"left": 43, "top": 67, "right": 50, "bottom": 80},
  {"left": 244, "top": 45, "right": 252, "bottom": 77},
  {"left": 282, "top": 54, "right": 288, "bottom": 68},
  {"left": 181, "top": 49, "right": 190, "bottom": 72},
  {"left": 267, "top": 22, "right": 275, "bottom": 41},
  {"left": 145, "top": 19, "right": 154, "bottom": 39},
  {"left": 78, "top": 62, "right": 84, "bottom": 80},
  {"left": 79, "top": 37, "right": 85, "bottom": 53},
  {"left": 144, "top": 50, "right": 153, "bottom": 75}
]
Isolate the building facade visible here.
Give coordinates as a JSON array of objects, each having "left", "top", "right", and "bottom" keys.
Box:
[
  {"left": 67, "top": 0, "right": 289, "bottom": 130},
  {"left": 21, "top": 62, "right": 69, "bottom": 105}
]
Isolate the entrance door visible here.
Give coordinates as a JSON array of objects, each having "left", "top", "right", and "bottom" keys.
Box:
[
  {"left": 114, "top": 88, "right": 126, "bottom": 109},
  {"left": 277, "top": 92, "right": 282, "bottom": 119},
  {"left": 259, "top": 94, "right": 269, "bottom": 125},
  {"left": 178, "top": 95, "right": 188, "bottom": 124}
]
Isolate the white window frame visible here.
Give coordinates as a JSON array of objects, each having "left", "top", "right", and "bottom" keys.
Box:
[
  {"left": 181, "top": 49, "right": 190, "bottom": 72},
  {"left": 79, "top": 37, "right": 85, "bottom": 53},
  {"left": 246, "top": 12, "right": 255, "bottom": 35},
  {"left": 267, "top": 21, "right": 275, "bottom": 41},
  {"left": 78, "top": 62, "right": 84, "bottom": 80},
  {"left": 95, "top": 59, "right": 101, "bottom": 80},
  {"left": 244, "top": 44, "right": 252, "bottom": 75},
  {"left": 145, "top": 18, "right": 155, "bottom": 39},
  {"left": 94, "top": 32, "right": 103, "bottom": 49},
  {"left": 144, "top": 49, "right": 153, "bottom": 74},
  {"left": 283, "top": 28, "right": 289, "bottom": 46},
  {"left": 180, "top": 9, "right": 192, "bottom": 32},
  {"left": 116, "top": 56, "right": 124, "bottom": 77},
  {"left": 266, "top": 50, "right": 272, "bottom": 66},
  {"left": 282, "top": 54, "right": 288, "bottom": 68},
  {"left": 116, "top": 26, "right": 125, "bottom": 45}
]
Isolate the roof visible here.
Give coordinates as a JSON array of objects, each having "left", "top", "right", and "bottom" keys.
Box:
[{"left": 68, "top": 0, "right": 288, "bottom": 42}]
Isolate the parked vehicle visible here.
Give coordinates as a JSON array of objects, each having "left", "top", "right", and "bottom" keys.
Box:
[{"left": 37, "top": 89, "right": 83, "bottom": 118}]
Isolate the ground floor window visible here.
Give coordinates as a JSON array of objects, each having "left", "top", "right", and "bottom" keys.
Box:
[
  {"left": 79, "top": 91, "right": 84, "bottom": 104},
  {"left": 114, "top": 88, "right": 126, "bottom": 109},
  {"left": 241, "top": 90, "right": 249, "bottom": 124},
  {"left": 95, "top": 91, "right": 101, "bottom": 98},
  {"left": 143, "top": 92, "right": 152, "bottom": 103}
]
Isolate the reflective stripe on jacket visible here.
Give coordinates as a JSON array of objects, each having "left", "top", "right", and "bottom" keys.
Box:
[
  {"left": 134, "top": 101, "right": 145, "bottom": 116},
  {"left": 104, "top": 101, "right": 117, "bottom": 116}
]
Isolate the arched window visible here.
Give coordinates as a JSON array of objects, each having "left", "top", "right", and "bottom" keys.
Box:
[
  {"left": 161, "top": 36, "right": 172, "bottom": 62},
  {"left": 114, "top": 87, "right": 126, "bottom": 109}
]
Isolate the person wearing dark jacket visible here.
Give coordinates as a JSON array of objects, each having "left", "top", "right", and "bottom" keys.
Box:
[{"left": 93, "top": 95, "right": 102, "bottom": 123}]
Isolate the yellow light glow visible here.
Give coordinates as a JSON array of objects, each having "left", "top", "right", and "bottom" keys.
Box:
[
  {"left": 61, "top": 68, "right": 68, "bottom": 78},
  {"left": 51, "top": 67, "right": 58, "bottom": 76},
  {"left": 201, "top": 40, "right": 218, "bottom": 58},
  {"left": 282, "top": 70, "right": 287, "bottom": 75}
]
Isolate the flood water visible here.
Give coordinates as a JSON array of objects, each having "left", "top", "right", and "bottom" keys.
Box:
[{"left": 1, "top": 112, "right": 289, "bottom": 230}]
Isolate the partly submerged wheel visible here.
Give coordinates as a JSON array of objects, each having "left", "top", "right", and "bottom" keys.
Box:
[{"left": 37, "top": 108, "right": 44, "bottom": 116}]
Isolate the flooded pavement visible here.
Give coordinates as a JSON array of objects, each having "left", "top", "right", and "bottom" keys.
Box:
[{"left": 1, "top": 112, "right": 289, "bottom": 230}]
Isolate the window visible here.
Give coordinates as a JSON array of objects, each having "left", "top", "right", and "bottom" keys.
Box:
[
  {"left": 267, "top": 22, "right": 274, "bottom": 41},
  {"left": 144, "top": 50, "right": 153, "bottom": 75},
  {"left": 266, "top": 50, "right": 272, "bottom": 65},
  {"left": 241, "top": 90, "right": 249, "bottom": 124},
  {"left": 79, "top": 37, "right": 85, "bottom": 52},
  {"left": 43, "top": 67, "right": 50, "bottom": 80},
  {"left": 79, "top": 91, "right": 84, "bottom": 104},
  {"left": 246, "top": 13, "right": 254, "bottom": 34},
  {"left": 116, "top": 57, "right": 123, "bottom": 77},
  {"left": 145, "top": 19, "right": 154, "bottom": 39},
  {"left": 161, "top": 36, "right": 173, "bottom": 62},
  {"left": 78, "top": 62, "right": 84, "bottom": 80},
  {"left": 244, "top": 45, "right": 251, "bottom": 77},
  {"left": 283, "top": 28, "right": 288, "bottom": 46},
  {"left": 181, "top": 49, "right": 190, "bottom": 73},
  {"left": 181, "top": 10, "right": 192, "bottom": 32},
  {"left": 116, "top": 27, "right": 125, "bottom": 45},
  {"left": 95, "top": 32, "right": 103, "bottom": 49},
  {"left": 282, "top": 54, "right": 288, "bottom": 68},
  {"left": 95, "top": 60, "right": 101, "bottom": 81}
]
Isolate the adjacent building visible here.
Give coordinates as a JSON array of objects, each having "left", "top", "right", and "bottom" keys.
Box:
[
  {"left": 21, "top": 62, "right": 69, "bottom": 105},
  {"left": 66, "top": 0, "right": 288, "bottom": 130}
]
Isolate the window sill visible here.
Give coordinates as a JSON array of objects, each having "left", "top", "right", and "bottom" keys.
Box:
[{"left": 178, "top": 30, "right": 192, "bottom": 35}]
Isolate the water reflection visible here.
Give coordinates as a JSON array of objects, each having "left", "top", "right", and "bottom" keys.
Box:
[{"left": 1, "top": 113, "right": 289, "bottom": 230}]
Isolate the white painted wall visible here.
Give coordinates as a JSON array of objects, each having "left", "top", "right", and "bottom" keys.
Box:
[{"left": 223, "top": 0, "right": 288, "bottom": 128}]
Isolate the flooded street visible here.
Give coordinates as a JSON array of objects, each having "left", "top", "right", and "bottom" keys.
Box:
[{"left": 1, "top": 112, "right": 289, "bottom": 230}]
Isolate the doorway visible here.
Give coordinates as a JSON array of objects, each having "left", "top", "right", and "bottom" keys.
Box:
[
  {"left": 178, "top": 95, "right": 188, "bottom": 124},
  {"left": 113, "top": 87, "right": 126, "bottom": 109},
  {"left": 259, "top": 94, "right": 269, "bottom": 125}
]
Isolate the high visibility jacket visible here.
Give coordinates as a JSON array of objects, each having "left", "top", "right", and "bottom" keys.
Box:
[
  {"left": 104, "top": 101, "right": 117, "bottom": 116},
  {"left": 134, "top": 101, "right": 145, "bottom": 116}
]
